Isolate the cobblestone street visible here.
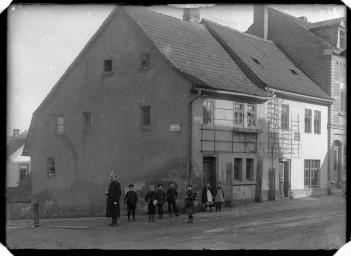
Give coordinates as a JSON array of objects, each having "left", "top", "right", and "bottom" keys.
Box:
[{"left": 6, "top": 194, "right": 346, "bottom": 249}]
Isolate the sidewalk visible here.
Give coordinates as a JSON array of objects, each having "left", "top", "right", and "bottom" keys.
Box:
[{"left": 6, "top": 193, "right": 345, "bottom": 229}]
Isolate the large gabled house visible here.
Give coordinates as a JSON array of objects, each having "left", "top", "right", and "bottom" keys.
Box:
[
  {"left": 247, "top": 5, "right": 346, "bottom": 194},
  {"left": 22, "top": 6, "right": 333, "bottom": 218}
]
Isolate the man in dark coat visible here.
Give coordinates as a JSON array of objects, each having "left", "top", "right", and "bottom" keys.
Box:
[
  {"left": 124, "top": 184, "right": 138, "bottom": 222},
  {"left": 106, "top": 175, "right": 121, "bottom": 226},
  {"left": 155, "top": 184, "right": 166, "bottom": 219},
  {"left": 166, "top": 182, "right": 179, "bottom": 217}
]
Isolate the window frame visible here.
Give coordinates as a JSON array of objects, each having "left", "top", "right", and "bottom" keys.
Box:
[
  {"left": 140, "top": 106, "right": 151, "bottom": 127},
  {"left": 234, "top": 102, "right": 244, "bottom": 127},
  {"left": 103, "top": 59, "right": 112, "bottom": 72},
  {"left": 56, "top": 116, "right": 64, "bottom": 135},
  {"left": 19, "top": 164, "right": 29, "bottom": 183},
  {"left": 203, "top": 99, "right": 214, "bottom": 125},
  {"left": 247, "top": 104, "right": 256, "bottom": 127},
  {"left": 314, "top": 110, "right": 321, "bottom": 134},
  {"left": 304, "top": 159, "right": 320, "bottom": 188},
  {"left": 140, "top": 53, "right": 150, "bottom": 68},
  {"left": 281, "top": 104, "right": 289, "bottom": 130},
  {"left": 47, "top": 158, "right": 56, "bottom": 176},
  {"left": 338, "top": 28, "right": 346, "bottom": 49},
  {"left": 234, "top": 158, "right": 243, "bottom": 181},
  {"left": 83, "top": 112, "right": 92, "bottom": 133},
  {"left": 305, "top": 109, "right": 312, "bottom": 133},
  {"left": 245, "top": 158, "right": 254, "bottom": 181}
]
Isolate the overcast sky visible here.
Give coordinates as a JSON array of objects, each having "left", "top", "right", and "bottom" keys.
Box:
[{"left": 7, "top": 4, "right": 346, "bottom": 135}]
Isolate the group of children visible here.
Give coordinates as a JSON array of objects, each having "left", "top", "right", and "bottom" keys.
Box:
[{"left": 123, "top": 181, "right": 225, "bottom": 224}]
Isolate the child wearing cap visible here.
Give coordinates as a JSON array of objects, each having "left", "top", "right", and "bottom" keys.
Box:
[
  {"left": 124, "top": 184, "right": 138, "bottom": 222},
  {"left": 156, "top": 184, "right": 166, "bottom": 219},
  {"left": 185, "top": 184, "right": 197, "bottom": 223},
  {"left": 145, "top": 185, "right": 158, "bottom": 222}
]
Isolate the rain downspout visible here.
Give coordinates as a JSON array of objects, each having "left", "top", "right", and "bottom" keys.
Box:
[{"left": 188, "top": 89, "right": 202, "bottom": 185}]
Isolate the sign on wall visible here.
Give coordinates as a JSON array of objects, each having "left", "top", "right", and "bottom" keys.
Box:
[{"left": 170, "top": 124, "right": 181, "bottom": 132}]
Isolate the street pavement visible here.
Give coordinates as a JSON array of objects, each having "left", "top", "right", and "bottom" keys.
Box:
[{"left": 5, "top": 193, "right": 346, "bottom": 249}]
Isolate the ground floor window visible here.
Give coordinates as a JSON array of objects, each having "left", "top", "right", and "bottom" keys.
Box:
[
  {"left": 234, "top": 157, "right": 255, "bottom": 182},
  {"left": 304, "top": 160, "right": 320, "bottom": 188}
]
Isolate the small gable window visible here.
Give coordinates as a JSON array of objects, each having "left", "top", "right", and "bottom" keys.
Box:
[
  {"left": 141, "top": 106, "right": 151, "bottom": 126},
  {"left": 141, "top": 53, "right": 150, "bottom": 68},
  {"left": 104, "top": 60, "right": 112, "bottom": 72},
  {"left": 56, "top": 116, "right": 64, "bottom": 135},
  {"left": 289, "top": 68, "right": 298, "bottom": 75},
  {"left": 83, "top": 112, "right": 92, "bottom": 132},
  {"left": 47, "top": 158, "right": 56, "bottom": 176}
]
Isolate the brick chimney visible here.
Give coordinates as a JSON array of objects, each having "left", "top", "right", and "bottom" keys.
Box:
[
  {"left": 13, "top": 129, "right": 20, "bottom": 138},
  {"left": 298, "top": 16, "right": 308, "bottom": 22},
  {"left": 253, "top": 4, "right": 268, "bottom": 40},
  {"left": 183, "top": 8, "right": 200, "bottom": 23}
]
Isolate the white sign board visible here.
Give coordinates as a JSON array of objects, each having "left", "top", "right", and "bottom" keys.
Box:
[
  {"left": 170, "top": 124, "right": 181, "bottom": 132},
  {"left": 193, "top": 116, "right": 203, "bottom": 124}
]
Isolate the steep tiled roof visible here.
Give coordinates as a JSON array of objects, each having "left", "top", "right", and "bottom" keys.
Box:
[
  {"left": 305, "top": 17, "right": 346, "bottom": 30},
  {"left": 124, "top": 7, "right": 270, "bottom": 97},
  {"left": 204, "top": 19, "right": 332, "bottom": 100},
  {"left": 7, "top": 138, "right": 26, "bottom": 158}
]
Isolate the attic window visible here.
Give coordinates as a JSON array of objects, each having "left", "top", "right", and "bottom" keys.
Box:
[
  {"left": 141, "top": 53, "right": 150, "bottom": 68},
  {"left": 251, "top": 57, "right": 260, "bottom": 65},
  {"left": 289, "top": 68, "right": 298, "bottom": 75},
  {"left": 104, "top": 60, "right": 112, "bottom": 72}
]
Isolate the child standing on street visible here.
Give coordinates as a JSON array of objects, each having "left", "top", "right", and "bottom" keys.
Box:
[
  {"left": 214, "top": 182, "right": 225, "bottom": 212},
  {"left": 145, "top": 185, "right": 158, "bottom": 222},
  {"left": 166, "top": 182, "right": 180, "bottom": 217},
  {"left": 156, "top": 184, "right": 166, "bottom": 219},
  {"left": 185, "top": 184, "right": 197, "bottom": 223},
  {"left": 124, "top": 184, "right": 138, "bottom": 222}
]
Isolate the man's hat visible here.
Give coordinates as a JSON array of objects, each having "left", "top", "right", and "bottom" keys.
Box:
[
  {"left": 186, "top": 184, "right": 192, "bottom": 187},
  {"left": 158, "top": 184, "right": 163, "bottom": 188},
  {"left": 128, "top": 184, "right": 134, "bottom": 188}
]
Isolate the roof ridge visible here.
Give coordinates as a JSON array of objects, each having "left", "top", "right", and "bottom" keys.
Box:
[
  {"left": 311, "top": 16, "right": 345, "bottom": 24},
  {"left": 268, "top": 7, "right": 311, "bottom": 26},
  {"left": 202, "top": 18, "right": 274, "bottom": 44},
  {"left": 269, "top": 7, "right": 334, "bottom": 48},
  {"left": 124, "top": 6, "right": 206, "bottom": 29}
]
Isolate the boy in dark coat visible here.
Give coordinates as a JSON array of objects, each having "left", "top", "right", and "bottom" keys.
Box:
[
  {"left": 105, "top": 174, "right": 121, "bottom": 226},
  {"left": 156, "top": 184, "right": 166, "bottom": 219},
  {"left": 145, "top": 185, "right": 158, "bottom": 222},
  {"left": 185, "top": 184, "right": 197, "bottom": 223},
  {"left": 124, "top": 184, "right": 138, "bottom": 222},
  {"left": 166, "top": 182, "right": 179, "bottom": 217}
]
